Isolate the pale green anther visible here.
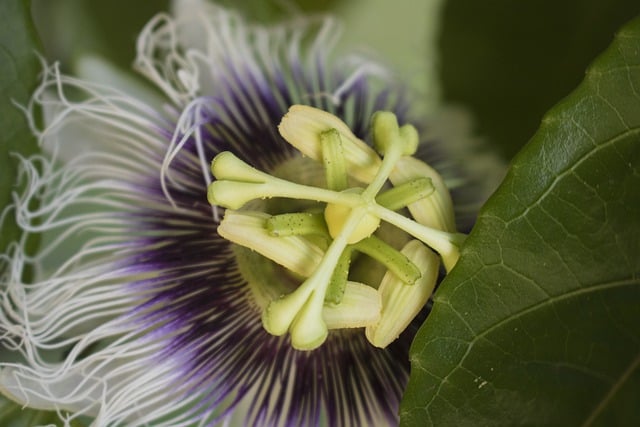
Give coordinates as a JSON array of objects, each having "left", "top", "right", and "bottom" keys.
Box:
[
  {"left": 353, "top": 235, "right": 422, "bottom": 285},
  {"left": 278, "top": 105, "right": 382, "bottom": 184},
  {"left": 366, "top": 240, "right": 440, "bottom": 348},
  {"left": 324, "top": 247, "right": 352, "bottom": 305},
  {"left": 266, "top": 212, "right": 327, "bottom": 237},
  {"left": 389, "top": 156, "right": 456, "bottom": 232},
  {"left": 218, "top": 210, "right": 323, "bottom": 277},
  {"left": 375, "top": 177, "right": 434, "bottom": 211},
  {"left": 321, "top": 129, "right": 348, "bottom": 191},
  {"left": 323, "top": 282, "right": 381, "bottom": 329}
]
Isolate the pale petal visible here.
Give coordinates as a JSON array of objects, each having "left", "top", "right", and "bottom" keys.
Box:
[
  {"left": 366, "top": 240, "right": 439, "bottom": 348},
  {"left": 323, "top": 282, "right": 381, "bottom": 329}
]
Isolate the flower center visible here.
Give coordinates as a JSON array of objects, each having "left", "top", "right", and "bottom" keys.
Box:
[
  {"left": 324, "top": 190, "right": 380, "bottom": 244},
  {"left": 207, "top": 105, "right": 466, "bottom": 350}
]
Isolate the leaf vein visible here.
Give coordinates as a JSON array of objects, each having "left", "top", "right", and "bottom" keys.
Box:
[
  {"left": 581, "top": 350, "right": 640, "bottom": 427},
  {"left": 507, "top": 128, "right": 640, "bottom": 225},
  {"left": 432, "top": 276, "right": 639, "bottom": 414}
]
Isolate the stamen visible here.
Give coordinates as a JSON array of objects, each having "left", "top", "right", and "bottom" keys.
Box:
[
  {"left": 266, "top": 212, "right": 328, "bottom": 237},
  {"left": 361, "top": 112, "right": 417, "bottom": 199},
  {"left": 321, "top": 129, "right": 348, "bottom": 191},
  {"left": 262, "top": 209, "right": 363, "bottom": 349},
  {"left": 209, "top": 151, "right": 360, "bottom": 209},
  {"left": 390, "top": 156, "right": 457, "bottom": 232},
  {"left": 323, "top": 282, "right": 381, "bottom": 329},
  {"left": 278, "top": 105, "right": 382, "bottom": 183},
  {"left": 366, "top": 240, "right": 440, "bottom": 348},
  {"left": 375, "top": 177, "right": 434, "bottom": 211},
  {"left": 352, "top": 236, "right": 421, "bottom": 285},
  {"left": 208, "top": 105, "right": 466, "bottom": 350},
  {"left": 324, "top": 247, "right": 353, "bottom": 304},
  {"left": 218, "top": 210, "right": 323, "bottom": 277}
]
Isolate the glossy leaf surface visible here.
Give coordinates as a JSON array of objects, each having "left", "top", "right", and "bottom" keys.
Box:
[{"left": 402, "top": 15, "right": 640, "bottom": 427}]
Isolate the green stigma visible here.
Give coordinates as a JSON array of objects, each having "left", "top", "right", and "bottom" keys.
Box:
[{"left": 208, "top": 105, "right": 465, "bottom": 351}]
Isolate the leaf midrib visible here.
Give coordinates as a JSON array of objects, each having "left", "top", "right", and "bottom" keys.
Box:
[
  {"left": 580, "top": 350, "right": 640, "bottom": 426},
  {"left": 441, "top": 276, "right": 638, "bottom": 346},
  {"left": 503, "top": 126, "right": 640, "bottom": 226},
  {"left": 420, "top": 276, "right": 639, "bottom": 414}
]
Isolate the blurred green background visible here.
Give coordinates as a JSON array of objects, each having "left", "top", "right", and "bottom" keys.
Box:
[
  {"left": 30, "top": 0, "right": 640, "bottom": 159},
  {"left": 439, "top": 0, "right": 640, "bottom": 158}
]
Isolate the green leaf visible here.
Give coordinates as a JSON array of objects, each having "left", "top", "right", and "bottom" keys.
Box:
[
  {"left": 32, "top": 0, "right": 169, "bottom": 70},
  {"left": 439, "top": 0, "right": 640, "bottom": 159},
  {"left": 402, "top": 15, "right": 640, "bottom": 427},
  {"left": 0, "top": 0, "right": 40, "bottom": 254}
]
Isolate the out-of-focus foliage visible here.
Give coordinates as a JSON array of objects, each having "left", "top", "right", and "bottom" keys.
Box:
[
  {"left": 32, "top": 0, "right": 170, "bottom": 71},
  {"left": 439, "top": 0, "right": 640, "bottom": 159},
  {"left": 0, "top": 0, "right": 40, "bottom": 255}
]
